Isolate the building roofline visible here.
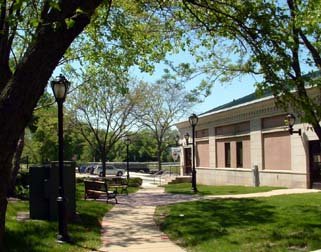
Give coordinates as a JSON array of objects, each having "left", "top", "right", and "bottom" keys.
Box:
[
  {"left": 176, "top": 71, "right": 321, "bottom": 128},
  {"left": 175, "top": 92, "right": 274, "bottom": 127},
  {"left": 200, "top": 70, "right": 321, "bottom": 118},
  {"left": 199, "top": 91, "right": 271, "bottom": 117}
]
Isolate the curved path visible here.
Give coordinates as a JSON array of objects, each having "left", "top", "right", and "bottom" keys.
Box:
[
  {"left": 98, "top": 186, "right": 319, "bottom": 252},
  {"left": 99, "top": 186, "right": 194, "bottom": 252}
]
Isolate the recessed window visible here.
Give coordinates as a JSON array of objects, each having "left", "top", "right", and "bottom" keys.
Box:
[
  {"left": 237, "top": 142, "right": 243, "bottom": 167},
  {"left": 225, "top": 142, "right": 231, "bottom": 167}
]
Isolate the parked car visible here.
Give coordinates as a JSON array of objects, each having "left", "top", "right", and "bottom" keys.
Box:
[
  {"left": 93, "top": 165, "right": 125, "bottom": 177},
  {"left": 85, "top": 165, "right": 95, "bottom": 174},
  {"left": 78, "top": 165, "right": 87, "bottom": 173},
  {"left": 128, "top": 167, "right": 150, "bottom": 173}
]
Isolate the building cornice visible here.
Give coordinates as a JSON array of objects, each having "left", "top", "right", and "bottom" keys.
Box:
[{"left": 176, "top": 87, "right": 321, "bottom": 129}]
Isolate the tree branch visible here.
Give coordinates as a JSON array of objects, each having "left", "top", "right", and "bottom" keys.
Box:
[{"left": 300, "top": 31, "right": 321, "bottom": 71}]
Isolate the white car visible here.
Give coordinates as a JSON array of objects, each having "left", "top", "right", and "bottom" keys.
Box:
[{"left": 93, "top": 165, "right": 125, "bottom": 177}]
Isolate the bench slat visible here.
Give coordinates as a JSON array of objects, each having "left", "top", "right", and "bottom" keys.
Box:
[{"left": 84, "top": 180, "right": 118, "bottom": 204}]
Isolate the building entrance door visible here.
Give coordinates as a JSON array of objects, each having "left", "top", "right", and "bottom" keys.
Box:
[
  {"left": 184, "top": 148, "right": 192, "bottom": 175},
  {"left": 309, "top": 140, "right": 321, "bottom": 188}
]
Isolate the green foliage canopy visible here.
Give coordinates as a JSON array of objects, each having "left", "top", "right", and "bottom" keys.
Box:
[{"left": 171, "top": 0, "right": 321, "bottom": 138}]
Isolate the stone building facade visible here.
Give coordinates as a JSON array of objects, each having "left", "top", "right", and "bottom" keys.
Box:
[{"left": 176, "top": 88, "right": 321, "bottom": 188}]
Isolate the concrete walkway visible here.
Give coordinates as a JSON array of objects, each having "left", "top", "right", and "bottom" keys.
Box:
[
  {"left": 99, "top": 187, "right": 191, "bottom": 252},
  {"left": 203, "top": 188, "right": 320, "bottom": 199},
  {"left": 98, "top": 186, "right": 319, "bottom": 252}
]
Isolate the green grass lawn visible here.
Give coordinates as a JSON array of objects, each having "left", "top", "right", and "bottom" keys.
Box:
[
  {"left": 5, "top": 182, "right": 138, "bottom": 252},
  {"left": 155, "top": 192, "right": 321, "bottom": 252},
  {"left": 164, "top": 183, "right": 285, "bottom": 195}
]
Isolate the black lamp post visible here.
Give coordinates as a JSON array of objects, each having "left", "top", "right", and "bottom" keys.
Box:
[
  {"left": 125, "top": 136, "right": 131, "bottom": 181},
  {"left": 188, "top": 113, "right": 198, "bottom": 193},
  {"left": 51, "top": 74, "right": 71, "bottom": 243},
  {"left": 285, "top": 113, "right": 301, "bottom": 135}
]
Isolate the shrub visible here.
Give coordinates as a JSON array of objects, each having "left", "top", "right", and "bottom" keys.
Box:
[
  {"left": 76, "top": 177, "right": 86, "bottom": 183},
  {"left": 15, "top": 185, "right": 29, "bottom": 200},
  {"left": 15, "top": 171, "right": 29, "bottom": 187},
  {"left": 128, "top": 177, "right": 142, "bottom": 187},
  {"left": 14, "top": 171, "right": 30, "bottom": 199}
]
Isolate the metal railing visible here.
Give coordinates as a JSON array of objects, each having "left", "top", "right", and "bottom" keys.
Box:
[{"left": 152, "top": 170, "right": 176, "bottom": 185}]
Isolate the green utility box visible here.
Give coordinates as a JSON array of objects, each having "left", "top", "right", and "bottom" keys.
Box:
[{"left": 29, "top": 161, "right": 76, "bottom": 220}]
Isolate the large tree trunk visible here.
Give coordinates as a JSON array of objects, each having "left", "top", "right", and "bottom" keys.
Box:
[
  {"left": 157, "top": 142, "right": 163, "bottom": 171},
  {"left": 0, "top": 159, "right": 11, "bottom": 252},
  {"left": 0, "top": 1, "right": 103, "bottom": 249},
  {"left": 8, "top": 132, "right": 25, "bottom": 197},
  {"left": 101, "top": 151, "right": 107, "bottom": 177}
]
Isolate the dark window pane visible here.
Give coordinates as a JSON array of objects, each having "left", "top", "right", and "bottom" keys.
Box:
[
  {"left": 225, "top": 142, "right": 231, "bottom": 167},
  {"left": 237, "top": 141, "right": 243, "bottom": 168}
]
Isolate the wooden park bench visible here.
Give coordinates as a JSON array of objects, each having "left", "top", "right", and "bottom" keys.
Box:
[
  {"left": 109, "top": 177, "right": 128, "bottom": 195},
  {"left": 84, "top": 179, "right": 118, "bottom": 204}
]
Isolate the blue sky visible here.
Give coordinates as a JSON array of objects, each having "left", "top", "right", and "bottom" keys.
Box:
[
  {"left": 130, "top": 51, "right": 257, "bottom": 115},
  {"left": 55, "top": 49, "right": 258, "bottom": 115},
  {"left": 195, "top": 75, "right": 256, "bottom": 114}
]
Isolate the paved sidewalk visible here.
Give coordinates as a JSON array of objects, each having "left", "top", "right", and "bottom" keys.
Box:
[
  {"left": 99, "top": 187, "right": 190, "bottom": 252},
  {"left": 203, "top": 188, "right": 320, "bottom": 200},
  {"left": 98, "top": 187, "right": 319, "bottom": 252}
]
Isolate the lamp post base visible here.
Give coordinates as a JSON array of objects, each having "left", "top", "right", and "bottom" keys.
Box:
[
  {"left": 57, "top": 234, "right": 72, "bottom": 244},
  {"left": 192, "top": 170, "right": 197, "bottom": 193},
  {"left": 56, "top": 196, "right": 71, "bottom": 243}
]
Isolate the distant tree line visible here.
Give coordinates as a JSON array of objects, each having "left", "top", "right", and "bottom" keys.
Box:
[{"left": 22, "top": 104, "right": 179, "bottom": 165}]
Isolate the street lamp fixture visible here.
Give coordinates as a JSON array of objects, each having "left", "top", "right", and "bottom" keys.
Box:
[
  {"left": 175, "top": 135, "right": 180, "bottom": 146},
  {"left": 285, "top": 113, "right": 301, "bottom": 136},
  {"left": 174, "top": 132, "right": 191, "bottom": 146},
  {"left": 189, "top": 113, "right": 199, "bottom": 127},
  {"left": 124, "top": 136, "right": 131, "bottom": 181},
  {"left": 51, "top": 74, "right": 71, "bottom": 243},
  {"left": 184, "top": 132, "right": 190, "bottom": 145},
  {"left": 188, "top": 113, "right": 198, "bottom": 193}
]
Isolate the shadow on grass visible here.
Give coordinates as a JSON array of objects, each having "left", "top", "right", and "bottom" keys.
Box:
[
  {"left": 5, "top": 220, "right": 60, "bottom": 252},
  {"left": 157, "top": 193, "right": 321, "bottom": 251},
  {"left": 264, "top": 203, "right": 321, "bottom": 248},
  {"left": 5, "top": 215, "right": 101, "bottom": 252},
  {"left": 158, "top": 198, "right": 276, "bottom": 247},
  {"left": 5, "top": 199, "right": 111, "bottom": 252}
]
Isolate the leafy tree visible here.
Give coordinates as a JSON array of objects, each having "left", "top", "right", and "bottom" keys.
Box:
[
  {"left": 70, "top": 68, "right": 143, "bottom": 177},
  {"left": 0, "top": 1, "right": 104, "bottom": 246},
  {"left": 108, "top": 128, "right": 178, "bottom": 163},
  {"left": 10, "top": 92, "right": 55, "bottom": 196},
  {"left": 129, "top": 130, "right": 159, "bottom": 162},
  {"left": 174, "top": 0, "right": 321, "bottom": 138},
  {"left": 114, "top": 129, "right": 159, "bottom": 162},
  {"left": 136, "top": 66, "right": 210, "bottom": 170},
  {"left": 0, "top": 0, "right": 186, "bottom": 245},
  {"left": 162, "top": 128, "right": 180, "bottom": 162},
  {"left": 77, "top": 136, "right": 101, "bottom": 162},
  {"left": 27, "top": 106, "right": 59, "bottom": 163},
  {"left": 22, "top": 106, "right": 86, "bottom": 164}
]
